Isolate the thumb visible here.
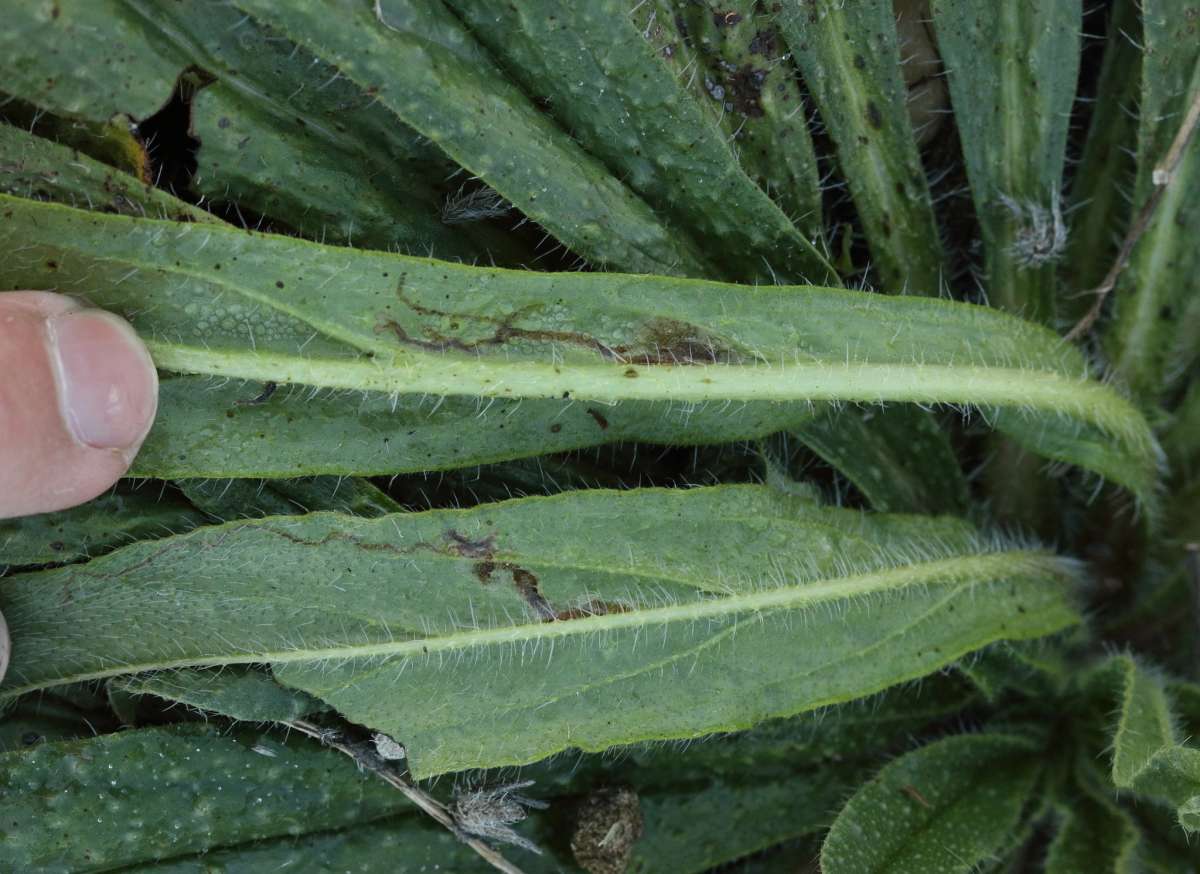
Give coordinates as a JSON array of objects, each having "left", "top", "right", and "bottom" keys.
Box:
[{"left": 0, "top": 291, "right": 158, "bottom": 520}]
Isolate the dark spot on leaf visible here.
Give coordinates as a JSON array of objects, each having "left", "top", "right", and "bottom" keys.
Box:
[
  {"left": 549, "top": 423, "right": 563, "bottom": 433},
  {"left": 586, "top": 408, "right": 609, "bottom": 430},
  {"left": 446, "top": 530, "right": 496, "bottom": 559},
  {"left": 235, "top": 381, "right": 278, "bottom": 407},
  {"left": 866, "top": 101, "right": 883, "bottom": 129},
  {"left": 748, "top": 29, "right": 778, "bottom": 55}
]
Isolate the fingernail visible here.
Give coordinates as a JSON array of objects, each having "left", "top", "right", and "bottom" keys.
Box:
[
  {"left": 0, "top": 608, "right": 9, "bottom": 683},
  {"left": 48, "top": 309, "right": 159, "bottom": 452}
]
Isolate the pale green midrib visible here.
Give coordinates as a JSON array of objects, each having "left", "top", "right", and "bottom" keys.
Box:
[
  {"left": 999, "top": 3, "right": 1024, "bottom": 200},
  {"left": 144, "top": 341, "right": 1152, "bottom": 452},
  {"left": 2, "top": 550, "right": 1071, "bottom": 698}
]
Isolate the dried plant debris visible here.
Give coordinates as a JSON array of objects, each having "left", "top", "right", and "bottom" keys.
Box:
[
  {"left": 452, "top": 780, "right": 549, "bottom": 854},
  {"left": 570, "top": 786, "right": 644, "bottom": 874}
]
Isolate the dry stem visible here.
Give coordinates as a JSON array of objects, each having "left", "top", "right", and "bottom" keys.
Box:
[
  {"left": 1066, "top": 87, "right": 1200, "bottom": 341},
  {"left": 284, "top": 719, "right": 528, "bottom": 874}
]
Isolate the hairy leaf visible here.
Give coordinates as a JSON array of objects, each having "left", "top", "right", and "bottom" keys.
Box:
[
  {"left": 112, "top": 667, "right": 325, "bottom": 723},
  {"left": 135, "top": 374, "right": 819, "bottom": 479},
  {"left": 0, "top": 0, "right": 525, "bottom": 262},
  {"left": 0, "top": 485, "right": 1080, "bottom": 777},
  {"left": 776, "top": 0, "right": 944, "bottom": 293},
  {"left": 0, "top": 685, "right": 120, "bottom": 754},
  {"left": 1065, "top": 0, "right": 1143, "bottom": 301},
  {"left": 0, "top": 724, "right": 423, "bottom": 873},
  {"left": 223, "top": 0, "right": 711, "bottom": 275},
  {"left": 1045, "top": 766, "right": 1143, "bottom": 874},
  {"left": 119, "top": 816, "right": 484, "bottom": 874},
  {"left": 0, "top": 123, "right": 215, "bottom": 223},
  {"left": 0, "top": 198, "right": 1161, "bottom": 507},
  {"left": 820, "top": 733, "right": 1042, "bottom": 874},
  {"left": 438, "top": 0, "right": 832, "bottom": 284},
  {"left": 931, "top": 0, "right": 1082, "bottom": 322},
  {"left": 791, "top": 404, "right": 968, "bottom": 515},
  {"left": 1104, "top": 0, "right": 1200, "bottom": 404},
  {"left": 629, "top": 0, "right": 826, "bottom": 240},
  {"left": 0, "top": 484, "right": 205, "bottom": 568},
  {"left": 1109, "top": 655, "right": 1200, "bottom": 833}
]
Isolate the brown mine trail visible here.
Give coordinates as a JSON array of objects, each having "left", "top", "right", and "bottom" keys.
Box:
[
  {"left": 377, "top": 280, "right": 743, "bottom": 365},
  {"left": 449, "top": 529, "right": 626, "bottom": 623}
]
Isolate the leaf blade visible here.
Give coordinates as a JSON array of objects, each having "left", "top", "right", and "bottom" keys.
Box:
[
  {"left": 0, "top": 486, "right": 1080, "bottom": 776},
  {"left": 820, "top": 733, "right": 1042, "bottom": 874},
  {"left": 0, "top": 197, "right": 1161, "bottom": 508}
]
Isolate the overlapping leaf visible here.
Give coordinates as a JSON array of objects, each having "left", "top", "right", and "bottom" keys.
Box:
[
  {"left": 1107, "top": 655, "right": 1200, "bottom": 833},
  {"left": 776, "top": 0, "right": 944, "bottom": 293},
  {"left": 0, "top": 485, "right": 1080, "bottom": 777},
  {"left": 0, "top": 197, "right": 1161, "bottom": 508},
  {"left": 821, "top": 733, "right": 1043, "bottom": 874},
  {"left": 1104, "top": 0, "right": 1200, "bottom": 404},
  {"left": 0, "top": 0, "right": 527, "bottom": 262},
  {"left": 932, "top": 0, "right": 1082, "bottom": 322}
]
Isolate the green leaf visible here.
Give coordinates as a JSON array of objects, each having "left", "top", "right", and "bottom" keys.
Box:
[
  {"left": 1044, "top": 763, "right": 1143, "bottom": 874},
  {"left": 177, "top": 475, "right": 398, "bottom": 522},
  {"left": 1109, "top": 655, "right": 1200, "bottom": 833},
  {"left": 135, "top": 374, "right": 818, "bottom": 479},
  {"left": 1105, "top": 0, "right": 1200, "bottom": 404},
  {"left": 0, "top": 123, "right": 216, "bottom": 223},
  {"left": 628, "top": 775, "right": 851, "bottom": 874},
  {"left": 790, "top": 404, "right": 968, "bottom": 515},
  {"left": 0, "top": 0, "right": 525, "bottom": 262},
  {"left": 0, "top": 724, "right": 421, "bottom": 873},
  {"left": 175, "top": 478, "right": 299, "bottom": 521},
  {"left": 0, "top": 485, "right": 1080, "bottom": 777},
  {"left": 0, "top": 96, "right": 152, "bottom": 182},
  {"left": 776, "top": 0, "right": 945, "bottom": 293},
  {"left": 629, "top": 0, "right": 825, "bottom": 241},
  {"left": 956, "top": 637, "right": 1074, "bottom": 702},
  {"left": 0, "top": 484, "right": 206, "bottom": 568},
  {"left": 931, "top": 0, "right": 1082, "bottom": 323},
  {"left": 267, "top": 477, "right": 402, "bottom": 517},
  {"left": 220, "top": 0, "right": 711, "bottom": 275},
  {"left": 820, "top": 733, "right": 1042, "bottom": 874},
  {"left": 113, "top": 816, "right": 483, "bottom": 874},
  {"left": 1064, "top": 0, "right": 1143, "bottom": 302},
  {"left": 0, "top": 685, "right": 119, "bottom": 753},
  {"left": 112, "top": 666, "right": 326, "bottom": 723},
  {"left": 1165, "top": 377, "right": 1200, "bottom": 479},
  {"left": 437, "top": 0, "right": 832, "bottom": 285},
  {"left": 0, "top": 197, "right": 1161, "bottom": 508}
]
